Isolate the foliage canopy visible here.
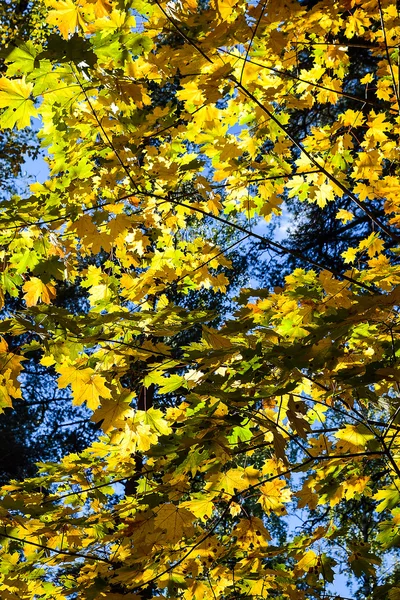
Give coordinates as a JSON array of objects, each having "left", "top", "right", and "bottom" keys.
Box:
[{"left": 1, "top": 0, "right": 400, "bottom": 598}]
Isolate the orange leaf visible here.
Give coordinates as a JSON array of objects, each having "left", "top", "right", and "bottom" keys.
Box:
[{"left": 23, "top": 278, "right": 56, "bottom": 307}]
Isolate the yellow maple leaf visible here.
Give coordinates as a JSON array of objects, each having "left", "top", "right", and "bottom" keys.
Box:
[
  {"left": 91, "top": 395, "right": 133, "bottom": 433},
  {"left": 342, "top": 246, "right": 358, "bottom": 264},
  {"left": 137, "top": 407, "right": 172, "bottom": 436},
  {"left": 0, "top": 376, "right": 15, "bottom": 411},
  {"left": 243, "top": 466, "right": 260, "bottom": 486},
  {"left": 0, "top": 77, "right": 38, "bottom": 129},
  {"left": 86, "top": 0, "right": 112, "bottom": 18},
  {"left": 373, "top": 484, "right": 400, "bottom": 513},
  {"left": 294, "top": 549, "right": 318, "bottom": 575},
  {"left": 133, "top": 422, "right": 158, "bottom": 451},
  {"left": 344, "top": 9, "right": 371, "bottom": 38},
  {"left": 360, "top": 73, "right": 374, "bottom": 85},
  {"left": 88, "top": 284, "right": 112, "bottom": 306},
  {"left": 46, "top": 0, "right": 91, "bottom": 39},
  {"left": 339, "top": 109, "right": 365, "bottom": 127},
  {"left": 58, "top": 363, "right": 111, "bottom": 410},
  {"left": 376, "top": 79, "right": 392, "bottom": 101},
  {"left": 176, "top": 81, "right": 205, "bottom": 106},
  {"left": 180, "top": 496, "right": 214, "bottom": 521},
  {"left": 68, "top": 215, "right": 108, "bottom": 253},
  {"left": 336, "top": 209, "right": 354, "bottom": 224},
  {"left": 233, "top": 517, "right": 270, "bottom": 548},
  {"left": 334, "top": 424, "right": 374, "bottom": 453},
  {"left": 79, "top": 373, "right": 112, "bottom": 411},
  {"left": 296, "top": 482, "right": 318, "bottom": 510},
  {"left": 365, "top": 111, "right": 390, "bottom": 143},
  {"left": 314, "top": 182, "right": 334, "bottom": 208},
  {"left": 154, "top": 504, "right": 195, "bottom": 544},
  {"left": 343, "top": 475, "right": 370, "bottom": 500},
  {"left": 0, "top": 339, "right": 25, "bottom": 407},
  {"left": 213, "top": 0, "right": 238, "bottom": 21},
  {"left": 23, "top": 278, "right": 56, "bottom": 307},
  {"left": 115, "top": 420, "right": 157, "bottom": 454},
  {"left": 107, "top": 214, "right": 132, "bottom": 241},
  {"left": 205, "top": 468, "right": 247, "bottom": 497},
  {"left": 202, "top": 325, "right": 232, "bottom": 349},
  {"left": 316, "top": 76, "right": 342, "bottom": 104},
  {"left": 258, "top": 479, "right": 291, "bottom": 515},
  {"left": 229, "top": 502, "right": 241, "bottom": 517},
  {"left": 184, "top": 580, "right": 208, "bottom": 600},
  {"left": 358, "top": 233, "right": 384, "bottom": 258}
]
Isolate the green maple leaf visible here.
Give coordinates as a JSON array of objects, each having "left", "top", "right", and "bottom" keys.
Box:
[
  {"left": 32, "top": 257, "right": 65, "bottom": 282},
  {"left": 2, "top": 271, "right": 23, "bottom": 298},
  {"left": 10, "top": 248, "right": 40, "bottom": 275},
  {"left": 374, "top": 485, "right": 400, "bottom": 512},
  {"left": 4, "top": 41, "right": 39, "bottom": 76},
  {"left": 228, "top": 422, "right": 253, "bottom": 443},
  {"left": 129, "top": 33, "right": 154, "bottom": 55},
  {"left": 140, "top": 407, "right": 172, "bottom": 436},
  {"left": 0, "top": 77, "right": 38, "bottom": 129},
  {"left": 176, "top": 446, "right": 208, "bottom": 476}
]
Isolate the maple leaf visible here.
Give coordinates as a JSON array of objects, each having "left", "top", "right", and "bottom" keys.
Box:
[
  {"left": 342, "top": 246, "right": 358, "bottom": 264},
  {"left": 294, "top": 549, "right": 318, "bottom": 575},
  {"left": 358, "top": 233, "right": 385, "bottom": 258},
  {"left": 365, "top": 111, "right": 390, "bottom": 143},
  {"left": 344, "top": 9, "right": 371, "bottom": 38},
  {"left": 334, "top": 424, "right": 374, "bottom": 453},
  {"left": 133, "top": 422, "right": 158, "bottom": 451},
  {"left": 258, "top": 479, "right": 291, "bottom": 514},
  {"left": 0, "top": 379, "right": 14, "bottom": 411},
  {"left": 5, "top": 42, "right": 39, "bottom": 77},
  {"left": 46, "top": 0, "right": 90, "bottom": 39},
  {"left": 176, "top": 81, "right": 205, "bottom": 107},
  {"left": 23, "top": 278, "right": 56, "bottom": 307},
  {"left": 58, "top": 363, "right": 111, "bottom": 410},
  {"left": 336, "top": 209, "right": 354, "bottom": 224},
  {"left": 154, "top": 504, "right": 195, "bottom": 544},
  {"left": 0, "top": 77, "right": 38, "bottom": 129},
  {"left": 137, "top": 407, "right": 172, "bottom": 436},
  {"left": 86, "top": 0, "right": 112, "bottom": 18},
  {"left": 374, "top": 485, "right": 400, "bottom": 513},
  {"left": 68, "top": 214, "right": 105, "bottom": 253},
  {"left": 202, "top": 325, "right": 232, "bottom": 349},
  {"left": 214, "top": 0, "right": 238, "bottom": 21},
  {"left": 233, "top": 517, "right": 271, "bottom": 548},
  {"left": 205, "top": 468, "right": 248, "bottom": 497},
  {"left": 339, "top": 109, "right": 365, "bottom": 127},
  {"left": 90, "top": 394, "right": 134, "bottom": 433},
  {"left": 144, "top": 372, "right": 186, "bottom": 394},
  {"left": 176, "top": 446, "right": 209, "bottom": 477},
  {"left": 296, "top": 482, "right": 318, "bottom": 510},
  {"left": 344, "top": 475, "right": 370, "bottom": 500},
  {"left": 180, "top": 495, "right": 214, "bottom": 521},
  {"left": 0, "top": 337, "right": 25, "bottom": 385}
]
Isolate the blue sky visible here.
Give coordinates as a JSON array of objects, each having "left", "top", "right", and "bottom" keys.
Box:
[{"left": 21, "top": 150, "right": 49, "bottom": 185}]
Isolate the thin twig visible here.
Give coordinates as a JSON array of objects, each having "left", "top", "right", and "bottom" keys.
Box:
[
  {"left": 240, "top": 0, "right": 269, "bottom": 84},
  {"left": 1, "top": 530, "right": 113, "bottom": 564},
  {"left": 377, "top": 0, "right": 400, "bottom": 111}
]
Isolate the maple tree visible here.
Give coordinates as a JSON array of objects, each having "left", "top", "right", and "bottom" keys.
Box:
[
  {"left": 0, "top": 0, "right": 45, "bottom": 193},
  {"left": 0, "top": 0, "right": 99, "bottom": 483},
  {"left": 1, "top": 0, "right": 400, "bottom": 598}
]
